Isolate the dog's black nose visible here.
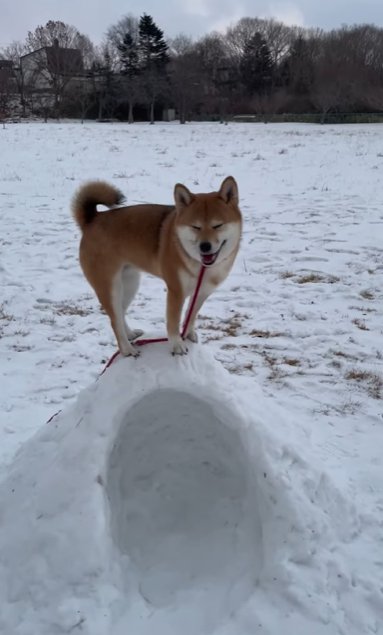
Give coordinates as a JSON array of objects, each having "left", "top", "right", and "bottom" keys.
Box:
[{"left": 200, "top": 241, "right": 212, "bottom": 253}]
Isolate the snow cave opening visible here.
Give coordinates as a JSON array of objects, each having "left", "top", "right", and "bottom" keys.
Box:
[{"left": 106, "top": 389, "right": 263, "bottom": 617}]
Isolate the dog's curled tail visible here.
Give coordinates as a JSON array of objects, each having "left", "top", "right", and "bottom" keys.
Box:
[{"left": 72, "top": 181, "right": 125, "bottom": 231}]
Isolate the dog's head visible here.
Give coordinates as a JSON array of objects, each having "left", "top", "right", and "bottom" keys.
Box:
[{"left": 174, "top": 176, "right": 242, "bottom": 267}]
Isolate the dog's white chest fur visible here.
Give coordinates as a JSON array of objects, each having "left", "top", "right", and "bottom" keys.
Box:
[{"left": 178, "top": 259, "right": 233, "bottom": 299}]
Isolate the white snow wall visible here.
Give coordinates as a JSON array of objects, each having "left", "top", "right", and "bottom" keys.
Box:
[{"left": 0, "top": 344, "right": 355, "bottom": 635}]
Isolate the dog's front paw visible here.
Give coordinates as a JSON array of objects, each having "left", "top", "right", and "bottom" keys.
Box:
[
  {"left": 170, "top": 336, "right": 188, "bottom": 356},
  {"left": 119, "top": 343, "right": 140, "bottom": 358},
  {"left": 186, "top": 329, "right": 199, "bottom": 343}
]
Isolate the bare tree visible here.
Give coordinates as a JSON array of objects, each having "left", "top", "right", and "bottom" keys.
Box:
[
  {"left": 0, "top": 62, "right": 14, "bottom": 125},
  {"left": 64, "top": 76, "right": 95, "bottom": 121},
  {"left": 25, "top": 20, "right": 88, "bottom": 52},
  {"left": 263, "top": 19, "right": 298, "bottom": 67},
  {"left": 0, "top": 41, "right": 29, "bottom": 115},
  {"left": 118, "top": 74, "right": 143, "bottom": 123},
  {"left": 115, "top": 28, "right": 141, "bottom": 123},
  {"left": 278, "top": 32, "right": 321, "bottom": 110},
  {"left": 310, "top": 34, "right": 350, "bottom": 122},
  {"left": 310, "top": 27, "right": 382, "bottom": 120},
  {"left": 225, "top": 18, "right": 295, "bottom": 68},
  {"left": 105, "top": 14, "right": 139, "bottom": 72},
  {"left": 90, "top": 46, "right": 120, "bottom": 120},
  {"left": 194, "top": 33, "right": 231, "bottom": 115},
  {"left": 335, "top": 24, "right": 383, "bottom": 111},
  {"left": 196, "top": 32, "right": 228, "bottom": 78},
  {"left": 169, "top": 35, "right": 203, "bottom": 123}
]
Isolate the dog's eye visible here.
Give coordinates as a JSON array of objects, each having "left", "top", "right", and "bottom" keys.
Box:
[
  {"left": 192, "top": 225, "right": 201, "bottom": 231},
  {"left": 212, "top": 223, "right": 223, "bottom": 230}
]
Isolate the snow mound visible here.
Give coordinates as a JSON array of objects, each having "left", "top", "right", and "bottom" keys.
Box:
[
  {"left": 0, "top": 343, "right": 360, "bottom": 635},
  {"left": 107, "top": 389, "right": 262, "bottom": 629}
]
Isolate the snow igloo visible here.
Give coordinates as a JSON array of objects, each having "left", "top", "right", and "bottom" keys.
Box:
[{"left": 0, "top": 343, "right": 348, "bottom": 635}]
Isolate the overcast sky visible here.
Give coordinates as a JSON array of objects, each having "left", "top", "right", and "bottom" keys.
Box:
[{"left": 2, "top": 0, "right": 383, "bottom": 49}]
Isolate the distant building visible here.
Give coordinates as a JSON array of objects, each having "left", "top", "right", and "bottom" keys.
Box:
[
  {"left": 0, "top": 59, "right": 18, "bottom": 118},
  {"left": 0, "top": 59, "right": 16, "bottom": 85},
  {"left": 18, "top": 40, "right": 84, "bottom": 116},
  {"left": 163, "top": 108, "right": 176, "bottom": 122},
  {"left": 20, "top": 40, "right": 83, "bottom": 92},
  {"left": 0, "top": 59, "right": 14, "bottom": 70}
]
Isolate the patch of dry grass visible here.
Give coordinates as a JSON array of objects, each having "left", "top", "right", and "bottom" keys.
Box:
[
  {"left": 282, "top": 357, "right": 301, "bottom": 367},
  {"left": 295, "top": 273, "right": 340, "bottom": 284},
  {"left": 332, "top": 349, "right": 359, "bottom": 361},
  {"left": 313, "top": 399, "right": 362, "bottom": 416},
  {"left": 261, "top": 351, "right": 284, "bottom": 380},
  {"left": 250, "top": 329, "right": 285, "bottom": 338},
  {"left": 13, "top": 329, "right": 29, "bottom": 337},
  {"left": 201, "top": 312, "right": 248, "bottom": 338},
  {"left": 349, "top": 305, "right": 376, "bottom": 314},
  {"left": 360, "top": 289, "right": 375, "bottom": 300},
  {"left": 345, "top": 369, "right": 383, "bottom": 399},
  {"left": 0, "top": 303, "right": 13, "bottom": 323},
  {"left": 40, "top": 316, "right": 56, "bottom": 326},
  {"left": 11, "top": 344, "right": 33, "bottom": 352},
  {"left": 53, "top": 302, "right": 92, "bottom": 317},
  {"left": 0, "top": 303, "right": 14, "bottom": 338},
  {"left": 352, "top": 318, "right": 369, "bottom": 331},
  {"left": 222, "top": 318, "right": 243, "bottom": 337},
  {"left": 280, "top": 271, "right": 295, "bottom": 279}
]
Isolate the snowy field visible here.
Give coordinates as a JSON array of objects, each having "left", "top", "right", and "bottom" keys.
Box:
[{"left": 0, "top": 121, "right": 383, "bottom": 634}]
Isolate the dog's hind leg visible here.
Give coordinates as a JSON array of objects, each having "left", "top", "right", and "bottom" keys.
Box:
[
  {"left": 92, "top": 276, "right": 137, "bottom": 357},
  {"left": 120, "top": 265, "right": 143, "bottom": 341},
  {"left": 104, "top": 269, "right": 139, "bottom": 356}
]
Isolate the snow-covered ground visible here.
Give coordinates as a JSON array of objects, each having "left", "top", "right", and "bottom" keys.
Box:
[{"left": 0, "top": 121, "right": 382, "bottom": 634}]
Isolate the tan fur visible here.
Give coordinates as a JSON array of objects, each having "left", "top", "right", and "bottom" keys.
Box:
[{"left": 71, "top": 177, "right": 242, "bottom": 356}]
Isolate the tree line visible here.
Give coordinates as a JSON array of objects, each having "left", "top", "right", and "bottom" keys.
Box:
[{"left": 1, "top": 14, "right": 383, "bottom": 123}]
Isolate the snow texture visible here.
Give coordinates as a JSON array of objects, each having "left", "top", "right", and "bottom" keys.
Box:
[{"left": 0, "top": 121, "right": 382, "bottom": 634}]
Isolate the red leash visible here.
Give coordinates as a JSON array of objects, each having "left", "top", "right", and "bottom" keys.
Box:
[
  {"left": 101, "top": 265, "right": 206, "bottom": 373},
  {"left": 180, "top": 265, "right": 207, "bottom": 339}
]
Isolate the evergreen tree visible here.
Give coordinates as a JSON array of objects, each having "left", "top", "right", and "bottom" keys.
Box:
[
  {"left": 240, "top": 32, "right": 274, "bottom": 95},
  {"left": 282, "top": 36, "right": 314, "bottom": 95},
  {"left": 92, "top": 47, "right": 119, "bottom": 120},
  {"left": 138, "top": 13, "right": 169, "bottom": 72},
  {"left": 137, "top": 14, "right": 169, "bottom": 123},
  {"left": 117, "top": 33, "right": 141, "bottom": 124},
  {"left": 117, "top": 32, "right": 139, "bottom": 78}
]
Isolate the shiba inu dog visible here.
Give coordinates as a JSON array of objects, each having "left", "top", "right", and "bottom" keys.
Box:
[{"left": 72, "top": 177, "right": 242, "bottom": 356}]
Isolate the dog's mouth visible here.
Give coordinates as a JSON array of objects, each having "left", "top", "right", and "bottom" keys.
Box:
[{"left": 200, "top": 241, "right": 226, "bottom": 267}]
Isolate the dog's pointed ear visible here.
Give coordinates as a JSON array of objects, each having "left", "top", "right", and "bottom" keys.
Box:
[
  {"left": 219, "top": 176, "right": 238, "bottom": 204},
  {"left": 174, "top": 183, "right": 194, "bottom": 209}
]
